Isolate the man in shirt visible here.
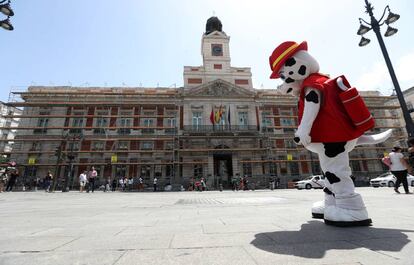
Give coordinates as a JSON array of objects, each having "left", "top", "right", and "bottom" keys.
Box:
[{"left": 153, "top": 177, "right": 157, "bottom": 192}]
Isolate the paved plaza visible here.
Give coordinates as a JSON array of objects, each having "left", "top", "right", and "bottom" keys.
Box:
[{"left": 0, "top": 187, "right": 413, "bottom": 265}]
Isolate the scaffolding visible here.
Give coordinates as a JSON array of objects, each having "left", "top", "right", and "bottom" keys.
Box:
[{"left": 0, "top": 86, "right": 403, "bottom": 189}]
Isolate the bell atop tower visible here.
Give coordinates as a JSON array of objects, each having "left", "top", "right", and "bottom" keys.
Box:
[{"left": 205, "top": 16, "right": 222, "bottom": 34}]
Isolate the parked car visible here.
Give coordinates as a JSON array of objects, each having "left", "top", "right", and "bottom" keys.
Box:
[
  {"left": 370, "top": 172, "right": 414, "bottom": 188},
  {"left": 295, "top": 175, "right": 325, "bottom": 190}
]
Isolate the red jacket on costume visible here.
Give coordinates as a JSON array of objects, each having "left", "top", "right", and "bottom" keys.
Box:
[{"left": 298, "top": 73, "right": 365, "bottom": 143}]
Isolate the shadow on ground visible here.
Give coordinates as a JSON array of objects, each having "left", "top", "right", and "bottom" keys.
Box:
[{"left": 251, "top": 220, "right": 413, "bottom": 259}]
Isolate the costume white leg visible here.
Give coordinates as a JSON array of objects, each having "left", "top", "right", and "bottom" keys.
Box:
[
  {"left": 305, "top": 143, "right": 335, "bottom": 219},
  {"left": 317, "top": 140, "right": 371, "bottom": 226}
]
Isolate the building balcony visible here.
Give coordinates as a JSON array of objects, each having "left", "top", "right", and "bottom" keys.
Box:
[
  {"left": 183, "top": 125, "right": 258, "bottom": 134},
  {"left": 117, "top": 128, "right": 131, "bottom": 135}
]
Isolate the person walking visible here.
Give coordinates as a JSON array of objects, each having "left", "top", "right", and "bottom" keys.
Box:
[
  {"left": 88, "top": 167, "right": 98, "bottom": 192},
  {"left": 138, "top": 177, "right": 144, "bottom": 191},
  {"left": 128, "top": 177, "right": 134, "bottom": 191},
  {"left": 0, "top": 171, "right": 7, "bottom": 192},
  {"left": 44, "top": 171, "right": 53, "bottom": 192},
  {"left": 5, "top": 169, "right": 19, "bottom": 192},
  {"left": 111, "top": 177, "right": 117, "bottom": 192},
  {"left": 153, "top": 177, "right": 157, "bottom": 192},
  {"left": 200, "top": 177, "right": 206, "bottom": 191},
  {"left": 104, "top": 177, "right": 111, "bottom": 192},
  {"left": 79, "top": 171, "right": 87, "bottom": 192},
  {"left": 389, "top": 146, "right": 411, "bottom": 194}
]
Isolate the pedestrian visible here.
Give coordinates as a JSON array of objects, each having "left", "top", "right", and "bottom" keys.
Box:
[
  {"left": 104, "top": 177, "right": 110, "bottom": 192},
  {"left": 122, "top": 177, "right": 127, "bottom": 191},
  {"left": 389, "top": 146, "right": 411, "bottom": 194},
  {"left": 5, "top": 169, "right": 18, "bottom": 192},
  {"left": 79, "top": 171, "right": 87, "bottom": 192},
  {"left": 231, "top": 175, "right": 238, "bottom": 191},
  {"left": 111, "top": 177, "right": 117, "bottom": 192},
  {"left": 128, "top": 177, "right": 134, "bottom": 191},
  {"left": 407, "top": 138, "right": 414, "bottom": 169},
  {"left": 0, "top": 171, "right": 7, "bottom": 192},
  {"left": 200, "top": 177, "right": 206, "bottom": 191},
  {"left": 153, "top": 177, "right": 157, "bottom": 192},
  {"left": 269, "top": 176, "right": 275, "bottom": 190},
  {"left": 88, "top": 167, "right": 98, "bottom": 192},
  {"left": 243, "top": 176, "right": 249, "bottom": 191},
  {"left": 138, "top": 177, "right": 144, "bottom": 191},
  {"left": 276, "top": 177, "right": 280, "bottom": 189},
  {"left": 44, "top": 171, "right": 53, "bottom": 192},
  {"left": 33, "top": 177, "right": 40, "bottom": 192}
]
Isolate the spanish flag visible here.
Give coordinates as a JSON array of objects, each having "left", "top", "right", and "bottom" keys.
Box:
[{"left": 215, "top": 105, "right": 223, "bottom": 124}]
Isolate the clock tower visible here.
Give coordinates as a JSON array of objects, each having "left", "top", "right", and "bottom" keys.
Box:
[{"left": 183, "top": 17, "right": 252, "bottom": 89}]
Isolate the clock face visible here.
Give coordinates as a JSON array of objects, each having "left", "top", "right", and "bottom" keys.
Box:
[{"left": 211, "top": 44, "right": 223, "bottom": 56}]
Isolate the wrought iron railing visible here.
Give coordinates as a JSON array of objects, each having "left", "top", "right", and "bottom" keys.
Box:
[{"left": 183, "top": 125, "right": 258, "bottom": 133}]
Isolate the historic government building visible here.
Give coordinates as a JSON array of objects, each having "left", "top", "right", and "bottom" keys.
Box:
[{"left": 0, "top": 17, "right": 404, "bottom": 189}]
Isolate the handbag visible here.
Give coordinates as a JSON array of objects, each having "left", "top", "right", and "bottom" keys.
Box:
[{"left": 381, "top": 156, "right": 391, "bottom": 167}]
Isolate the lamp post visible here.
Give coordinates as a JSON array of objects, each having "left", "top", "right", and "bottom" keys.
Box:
[
  {"left": 0, "top": 0, "right": 14, "bottom": 31},
  {"left": 62, "top": 132, "right": 83, "bottom": 192},
  {"left": 357, "top": 0, "right": 414, "bottom": 139}
]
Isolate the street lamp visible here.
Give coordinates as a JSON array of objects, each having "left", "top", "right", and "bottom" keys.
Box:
[
  {"left": 62, "top": 132, "right": 83, "bottom": 192},
  {"left": 0, "top": 0, "right": 14, "bottom": 31},
  {"left": 357, "top": 0, "right": 414, "bottom": 139}
]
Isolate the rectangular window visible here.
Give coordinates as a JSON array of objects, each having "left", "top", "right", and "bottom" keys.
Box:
[
  {"left": 238, "top": 112, "right": 248, "bottom": 126},
  {"left": 72, "top": 118, "right": 84, "bottom": 127},
  {"left": 141, "top": 141, "right": 154, "bottom": 150},
  {"left": 34, "top": 118, "right": 49, "bottom": 134},
  {"left": 92, "top": 141, "right": 104, "bottom": 150},
  {"left": 188, "top": 78, "right": 202, "bottom": 84},
  {"left": 214, "top": 64, "right": 222, "bottom": 69},
  {"left": 194, "top": 163, "right": 203, "bottom": 178},
  {"left": 37, "top": 118, "right": 49, "bottom": 128},
  {"left": 142, "top": 118, "right": 155, "bottom": 134},
  {"left": 117, "top": 141, "right": 129, "bottom": 150},
  {"left": 289, "top": 162, "right": 299, "bottom": 176},
  {"left": 261, "top": 112, "right": 273, "bottom": 132},
  {"left": 192, "top": 112, "right": 203, "bottom": 127},
  {"left": 96, "top": 117, "right": 108, "bottom": 127},
  {"left": 242, "top": 162, "right": 252, "bottom": 177},
  {"left": 68, "top": 142, "right": 80, "bottom": 151},
  {"left": 235, "top": 79, "right": 249, "bottom": 85},
  {"left": 118, "top": 118, "right": 132, "bottom": 135},
  {"left": 281, "top": 118, "right": 295, "bottom": 132},
  {"left": 165, "top": 141, "right": 174, "bottom": 150}
]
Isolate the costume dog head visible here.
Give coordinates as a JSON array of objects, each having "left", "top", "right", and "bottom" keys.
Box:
[{"left": 269, "top": 41, "right": 319, "bottom": 96}]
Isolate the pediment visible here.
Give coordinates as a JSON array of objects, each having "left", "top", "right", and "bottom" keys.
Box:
[{"left": 184, "top": 79, "right": 256, "bottom": 98}]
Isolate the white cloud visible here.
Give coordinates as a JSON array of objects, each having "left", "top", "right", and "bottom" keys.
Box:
[
  {"left": 397, "top": 52, "right": 414, "bottom": 83},
  {"left": 355, "top": 51, "right": 414, "bottom": 93},
  {"left": 355, "top": 62, "right": 388, "bottom": 91}
]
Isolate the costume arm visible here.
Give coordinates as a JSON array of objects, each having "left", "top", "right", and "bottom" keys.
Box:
[{"left": 294, "top": 87, "right": 321, "bottom": 146}]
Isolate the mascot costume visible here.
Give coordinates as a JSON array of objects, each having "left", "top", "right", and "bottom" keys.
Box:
[{"left": 269, "top": 41, "right": 392, "bottom": 226}]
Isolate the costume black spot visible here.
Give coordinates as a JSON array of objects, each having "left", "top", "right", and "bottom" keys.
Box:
[
  {"left": 285, "top": 57, "right": 296, "bottom": 67},
  {"left": 305, "top": 91, "right": 319, "bottom": 103},
  {"left": 325, "top": 171, "right": 341, "bottom": 184},
  {"left": 323, "top": 142, "right": 346, "bottom": 157},
  {"left": 298, "top": 65, "right": 307, "bottom": 75}
]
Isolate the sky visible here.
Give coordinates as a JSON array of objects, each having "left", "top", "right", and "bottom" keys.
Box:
[{"left": 1, "top": 0, "right": 414, "bottom": 102}]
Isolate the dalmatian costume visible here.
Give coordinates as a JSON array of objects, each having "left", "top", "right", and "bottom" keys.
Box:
[{"left": 269, "top": 41, "right": 392, "bottom": 226}]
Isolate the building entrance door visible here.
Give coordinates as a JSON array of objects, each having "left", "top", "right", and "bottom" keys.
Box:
[{"left": 213, "top": 154, "right": 233, "bottom": 188}]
